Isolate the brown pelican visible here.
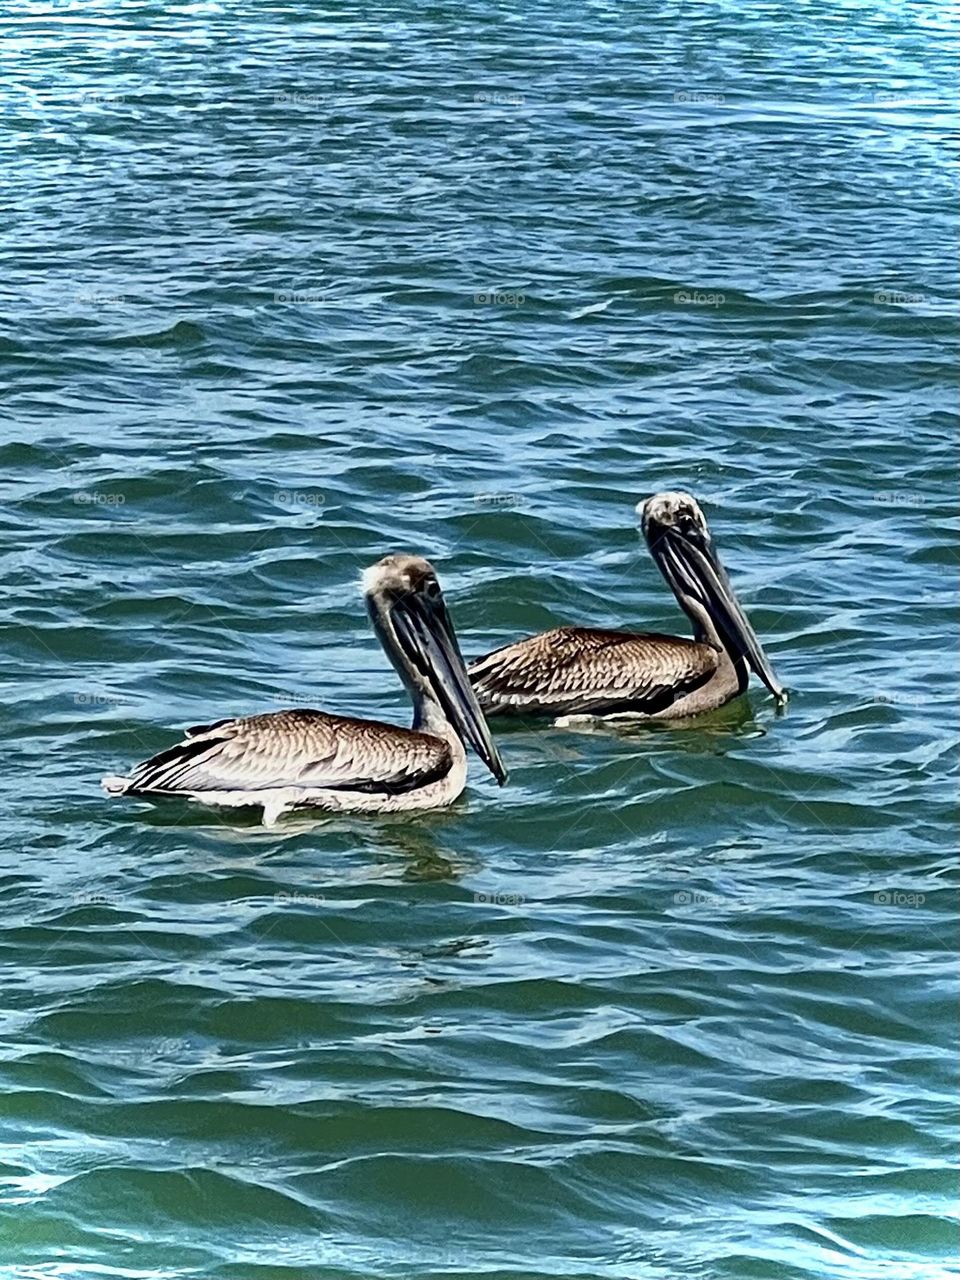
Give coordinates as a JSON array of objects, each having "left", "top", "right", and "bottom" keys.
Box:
[
  {"left": 468, "top": 492, "right": 786, "bottom": 724},
  {"left": 102, "top": 555, "right": 507, "bottom": 825}
]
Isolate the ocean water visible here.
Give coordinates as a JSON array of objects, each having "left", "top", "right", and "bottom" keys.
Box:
[{"left": 1, "top": 1, "right": 957, "bottom": 1277}]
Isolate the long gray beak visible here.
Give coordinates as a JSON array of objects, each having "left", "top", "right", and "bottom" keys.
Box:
[
  {"left": 658, "top": 528, "right": 787, "bottom": 705},
  {"left": 389, "top": 593, "right": 508, "bottom": 785}
]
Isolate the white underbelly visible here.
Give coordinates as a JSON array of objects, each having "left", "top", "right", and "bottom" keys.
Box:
[{"left": 172, "top": 750, "right": 469, "bottom": 826}]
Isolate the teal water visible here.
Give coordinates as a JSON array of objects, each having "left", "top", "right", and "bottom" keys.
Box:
[{"left": 2, "top": 2, "right": 958, "bottom": 1277}]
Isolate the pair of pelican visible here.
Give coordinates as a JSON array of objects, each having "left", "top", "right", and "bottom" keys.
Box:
[{"left": 103, "top": 492, "right": 786, "bottom": 826}]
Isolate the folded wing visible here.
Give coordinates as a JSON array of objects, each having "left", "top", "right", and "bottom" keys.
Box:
[
  {"left": 468, "top": 627, "right": 718, "bottom": 716},
  {"left": 115, "top": 708, "right": 452, "bottom": 797}
]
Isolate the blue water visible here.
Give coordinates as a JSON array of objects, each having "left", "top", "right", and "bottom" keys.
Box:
[{"left": 1, "top": 1, "right": 958, "bottom": 1277}]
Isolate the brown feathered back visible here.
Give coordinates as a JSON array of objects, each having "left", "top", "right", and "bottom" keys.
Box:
[
  {"left": 123, "top": 709, "right": 453, "bottom": 796},
  {"left": 468, "top": 627, "right": 718, "bottom": 716}
]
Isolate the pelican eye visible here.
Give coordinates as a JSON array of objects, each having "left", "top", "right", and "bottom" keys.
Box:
[{"left": 422, "top": 577, "right": 442, "bottom": 600}]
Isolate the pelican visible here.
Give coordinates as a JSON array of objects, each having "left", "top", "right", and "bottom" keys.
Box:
[
  {"left": 468, "top": 492, "right": 786, "bottom": 724},
  {"left": 102, "top": 555, "right": 507, "bottom": 824}
]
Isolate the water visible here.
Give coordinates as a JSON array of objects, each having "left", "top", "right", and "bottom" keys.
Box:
[{"left": 1, "top": 1, "right": 957, "bottom": 1276}]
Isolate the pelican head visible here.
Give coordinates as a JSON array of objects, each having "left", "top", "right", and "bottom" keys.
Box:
[
  {"left": 362, "top": 554, "right": 507, "bottom": 784},
  {"left": 639, "top": 492, "right": 786, "bottom": 705}
]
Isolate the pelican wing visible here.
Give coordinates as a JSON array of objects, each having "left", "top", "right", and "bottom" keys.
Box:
[
  {"left": 468, "top": 627, "right": 718, "bottom": 716},
  {"left": 118, "top": 709, "right": 452, "bottom": 796}
]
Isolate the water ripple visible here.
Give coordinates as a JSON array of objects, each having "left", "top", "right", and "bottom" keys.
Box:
[{"left": 1, "top": 1, "right": 956, "bottom": 1277}]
